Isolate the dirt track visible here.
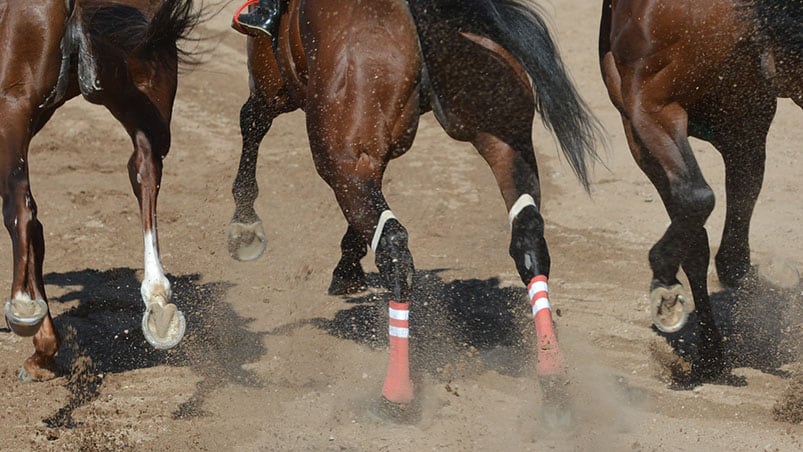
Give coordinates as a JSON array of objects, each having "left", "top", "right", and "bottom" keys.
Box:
[{"left": 1, "top": 0, "right": 801, "bottom": 450}]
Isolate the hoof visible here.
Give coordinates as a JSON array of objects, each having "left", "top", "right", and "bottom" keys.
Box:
[
  {"left": 650, "top": 284, "right": 695, "bottom": 334},
  {"left": 142, "top": 302, "right": 186, "bottom": 349},
  {"left": 328, "top": 270, "right": 367, "bottom": 295},
  {"left": 5, "top": 297, "right": 48, "bottom": 337},
  {"left": 227, "top": 221, "right": 267, "bottom": 261},
  {"left": 18, "top": 368, "right": 35, "bottom": 382},
  {"left": 18, "top": 365, "right": 59, "bottom": 382}
]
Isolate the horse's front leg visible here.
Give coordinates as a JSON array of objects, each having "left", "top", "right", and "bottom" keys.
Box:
[
  {"left": 0, "top": 123, "right": 60, "bottom": 380},
  {"left": 308, "top": 112, "right": 418, "bottom": 408},
  {"left": 320, "top": 163, "right": 416, "bottom": 405},
  {"left": 227, "top": 93, "right": 273, "bottom": 261},
  {"left": 126, "top": 125, "right": 185, "bottom": 350}
]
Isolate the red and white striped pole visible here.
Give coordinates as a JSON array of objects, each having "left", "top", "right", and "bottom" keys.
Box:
[
  {"left": 528, "top": 275, "right": 565, "bottom": 376},
  {"left": 381, "top": 300, "right": 414, "bottom": 404}
]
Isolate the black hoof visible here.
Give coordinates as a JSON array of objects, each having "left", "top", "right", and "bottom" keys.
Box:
[{"left": 328, "top": 264, "right": 367, "bottom": 295}]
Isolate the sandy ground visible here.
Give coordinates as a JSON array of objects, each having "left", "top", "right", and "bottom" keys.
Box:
[{"left": 1, "top": 0, "right": 801, "bottom": 450}]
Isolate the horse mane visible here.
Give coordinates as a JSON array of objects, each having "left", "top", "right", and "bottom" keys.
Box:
[
  {"left": 742, "top": 0, "right": 803, "bottom": 61},
  {"left": 81, "top": 0, "right": 202, "bottom": 67}
]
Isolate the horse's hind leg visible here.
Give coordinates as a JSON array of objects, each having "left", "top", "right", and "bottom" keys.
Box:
[
  {"left": 228, "top": 94, "right": 272, "bottom": 261},
  {"left": 311, "top": 153, "right": 416, "bottom": 404},
  {"left": 708, "top": 97, "right": 775, "bottom": 287},
  {"left": 104, "top": 84, "right": 185, "bottom": 349},
  {"left": 473, "top": 131, "right": 566, "bottom": 374},
  {"left": 0, "top": 0, "right": 71, "bottom": 380},
  {"left": 424, "top": 37, "right": 565, "bottom": 377},
  {"left": 302, "top": 0, "right": 421, "bottom": 407},
  {"left": 0, "top": 117, "right": 60, "bottom": 380},
  {"left": 622, "top": 110, "right": 726, "bottom": 378}
]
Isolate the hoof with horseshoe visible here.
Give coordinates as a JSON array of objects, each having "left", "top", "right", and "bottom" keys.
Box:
[
  {"left": 142, "top": 297, "right": 186, "bottom": 349},
  {"left": 650, "top": 284, "right": 695, "bottom": 334},
  {"left": 227, "top": 220, "right": 268, "bottom": 261},
  {"left": 5, "top": 296, "right": 48, "bottom": 337}
]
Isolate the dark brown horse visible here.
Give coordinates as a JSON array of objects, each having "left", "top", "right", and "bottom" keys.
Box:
[
  {"left": 229, "top": 0, "right": 602, "bottom": 416},
  {"left": 600, "top": 0, "right": 802, "bottom": 381},
  {"left": 1, "top": 0, "right": 199, "bottom": 380}
]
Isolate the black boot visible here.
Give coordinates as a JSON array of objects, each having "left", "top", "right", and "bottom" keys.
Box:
[{"left": 236, "top": 0, "right": 282, "bottom": 37}]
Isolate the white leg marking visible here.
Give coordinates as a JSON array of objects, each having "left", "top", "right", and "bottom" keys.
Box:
[
  {"left": 371, "top": 210, "right": 397, "bottom": 253},
  {"left": 508, "top": 194, "right": 536, "bottom": 226},
  {"left": 142, "top": 230, "right": 171, "bottom": 305}
]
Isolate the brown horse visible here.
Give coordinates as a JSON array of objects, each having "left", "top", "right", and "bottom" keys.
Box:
[
  {"left": 1, "top": 0, "right": 199, "bottom": 380},
  {"left": 229, "top": 0, "right": 602, "bottom": 417},
  {"left": 600, "top": 0, "right": 802, "bottom": 381}
]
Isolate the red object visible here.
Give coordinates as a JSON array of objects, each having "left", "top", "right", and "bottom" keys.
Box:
[
  {"left": 534, "top": 308, "right": 565, "bottom": 376},
  {"left": 381, "top": 301, "right": 414, "bottom": 404},
  {"left": 528, "top": 276, "right": 565, "bottom": 376},
  {"left": 232, "top": 0, "right": 259, "bottom": 28}
]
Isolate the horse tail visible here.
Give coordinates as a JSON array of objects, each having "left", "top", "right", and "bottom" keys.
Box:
[
  {"left": 138, "top": 0, "right": 202, "bottom": 66},
  {"left": 81, "top": 0, "right": 201, "bottom": 67},
  {"left": 411, "top": 0, "right": 604, "bottom": 189},
  {"left": 742, "top": 0, "right": 803, "bottom": 61}
]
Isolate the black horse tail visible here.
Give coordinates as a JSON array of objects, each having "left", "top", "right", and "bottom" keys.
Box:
[
  {"left": 82, "top": 0, "right": 202, "bottom": 67},
  {"left": 411, "top": 0, "right": 603, "bottom": 189},
  {"left": 742, "top": 0, "right": 803, "bottom": 61}
]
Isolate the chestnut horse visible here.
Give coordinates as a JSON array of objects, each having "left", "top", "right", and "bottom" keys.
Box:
[
  {"left": 600, "top": 0, "right": 802, "bottom": 381},
  {"left": 229, "top": 0, "right": 602, "bottom": 415},
  {"left": 1, "top": 0, "right": 199, "bottom": 380}
]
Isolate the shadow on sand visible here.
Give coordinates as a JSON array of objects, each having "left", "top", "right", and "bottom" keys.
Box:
[
  {"left": 655, "top": 273, "right": 802, "bottom": 388},
  {"left": 270, "top": 269, "right": 537, "bottom": 382},
  {"left": 40, "top": 267, "right": 265, "bottom": 427}
]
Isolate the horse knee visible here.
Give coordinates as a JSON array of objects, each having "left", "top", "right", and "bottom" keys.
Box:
[
  {"left": 373, "top": 218, "right": 414, "bottom": 300},
  {"left": 509, "top": 203, "right": 550, "bottom": 284}
]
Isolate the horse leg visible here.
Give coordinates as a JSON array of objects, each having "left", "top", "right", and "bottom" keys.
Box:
[
  {"left": 300, "top": 0, "right": 422, "bottom": 406},
  {"left": 102, "top": 83, "right": 185, "bottom": 349},
  {"left": 622, "top": 108, "right": 726, "bottom": 377},
  {"left": 315, "top": 164, "right": 415, "bottom": 404},
  {"left": 328, "top": 225, "right": 368, "bottom": 295},
  {"left": 228, "top": 94, "right": 272, "bottom": 261},
  {"left": 305, "top": 100, "right": 418, "bottom": 407},
  {"left": 472, "top": 132, "right": 564, "bottom": 376},
  {"left": 710, "top": 104, "right": 773, "bottom": 288},
  {"left": 469, "top": 129, "right": 575, "bottom": 427},
  {"left": 127, "top": 127, "right": 185, "bottom": 349},
  {"left": 0, "top": 120, "right": 60, "bottom": 380}
]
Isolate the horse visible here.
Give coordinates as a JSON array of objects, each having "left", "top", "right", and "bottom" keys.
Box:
[
  {"left": 599, "top": 0, "right": 802, "bottom": 381},
  {"left": 0, "top": 0, "right": 200, "bottom": 380},
  {"left": 228, "top": 0, "right": 603, "bottom": 414}
]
